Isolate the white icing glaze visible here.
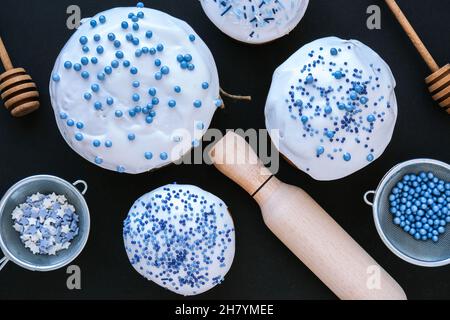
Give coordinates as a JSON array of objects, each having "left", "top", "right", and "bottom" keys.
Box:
[
  {"left": 265, "top": 37, "right": 398, "bottom": 181},
  {"left": 50, "top": 6, "right": 220, "bottom": 174},
  {"left": 200, "top": 0, "right": 309, "bottom": 44},
  {"left": 123, "top": 184, "right": 235, "bottom": 296}
]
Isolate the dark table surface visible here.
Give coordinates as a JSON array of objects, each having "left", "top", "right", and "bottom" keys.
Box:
[{"left": 0, "top": 0, "right": 449, "bottom": 300}]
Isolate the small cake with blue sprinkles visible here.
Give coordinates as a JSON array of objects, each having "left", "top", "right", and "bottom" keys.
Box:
[
  {"left": 50, "top": 3, "right": 221, "bottom": 174},
  {"left": 200, "top": 0, "right": 309, "bottom": 44},
  {"left": 123, "top": 184, "right": 235, "bottom": 296},
  {"left": 265, "top": 37, "right": 398, "bottom": 180}
]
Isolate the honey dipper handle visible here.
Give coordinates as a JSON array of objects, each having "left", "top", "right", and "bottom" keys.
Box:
[
  {"left": 385, "top": 0, "right": 439, "bottom": 72},
  {"left": 0, "top": 37, "right": 13, "bottom": 71}
]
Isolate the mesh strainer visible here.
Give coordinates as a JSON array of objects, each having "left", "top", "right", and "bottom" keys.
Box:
[{"left": 364, "top": 159, "right": 450, "bottom": 267}]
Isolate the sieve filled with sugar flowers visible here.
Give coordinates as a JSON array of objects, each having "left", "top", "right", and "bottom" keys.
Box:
[
  {"left": 0, "top": 175, "right": 90, "bottom": 272},
  {"left": 364, "top": 159, "right": 450, "bottom": 267}
]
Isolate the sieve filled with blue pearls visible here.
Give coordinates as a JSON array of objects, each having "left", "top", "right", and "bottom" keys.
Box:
[
  {"left": 0, "top": 175, "right": 90, "bottom": 272},
  {"left": 364, "top": 159, "right": 450, "bottom": 267}
]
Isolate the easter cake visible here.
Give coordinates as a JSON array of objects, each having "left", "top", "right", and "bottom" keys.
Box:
[
  {"left": 265, "top": 37, "right": 398, "bottom": 180},
  {"left": 123, "top": 184, "right": 235, "bottom": 296},
  {"left": 50, "top": 3, "right": 221, "bottom": 174},
  {"left": 199, "top": 0, "right": 310, "bottom": 44}
]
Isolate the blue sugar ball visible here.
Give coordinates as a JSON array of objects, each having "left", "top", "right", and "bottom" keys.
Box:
[
  {"left": 146, "top": 30, "right": 153, "bottom": 39},
  {"left": 149, "top": 47, "right": 156, "bottom": 55},
  {"left": 177, "top": 54, "right": 184, "bottom": 62},
  {"left": 330, "top": 48, "right": 338, "bottom": 56},
  {"left": 84, "top": 93, "right": 92, "bottom": 100},
  {"left": 333, "top": 71, "right": 343, "bottom": 79},
  {"left": 189, "top": 34, "right": 196, "bottom": 42},
  {"left": 300, "top": 116, "right": 308, "bottom": 124},
  {"left": 104, "top": 66, "right": 113, "bottom": 74},
  {"left": 193, "top": 100, "right": 202, "bottom": 108},
  {"left": 82, "top": 46, "right": 89, "bottom": 53},
  {"left": 148, "top": 88, "right": 157, "bottom": 96},
  {"left": 367, "top": 154, "right": 374, "bottom": 162},
  {"left": 115, "top": 110, "right": 123, "bottom": 118},
  {"left": 135, "top": 49, "right": 142, "bottom": 57},
  {"left": 91, "top": 84, "right": 100, "bottom": 92},
  {"left": 215, "top": 99, "right": 223, "bottom": 108},
  {"left": 156, "top": 44, "right": 164, "bottom": 52},
  {"left": 132, "top": 38, "right": 140, "bottom": 46},
  {"left": 132, "top": 81, "right": 140, "bottom": 88},
  {"left": 305, "top": 74, "right": 314, "bottom": 84},
  {"left": 161, "top": 66, "right": 170, "bottom": 75},
  {"left": 168, "top": 100, "right": 176, "bottom": 108},
  {"left": 160, "top": 152, "right": 168, "bottom": 160},
  {"left": 343, "top": 153, "right": 351, "bottom": 161},
  {"left": 316, "top": 146, "right": 325, "bottom": 156},
  {"left": 75, "top": 133, "right": 84, "bottom": 141},
  {"left": 154, "top": 59, "right": 161, "bottom": 67},
  {"left": 142, "top": 47, "right": 149, "bottom": 54},
  {"left": 174, "top": 86, "right": 181, "bottom": 93},
  {"left": 132, "top": 94, "right": 140, "bottom": 102},
  {"left": 91, "top": 57, "right": 98, "bottom": 64},
  {"left": 94, "top": 101, "right": 102, "bottom": 110},
  {"left": 367, "top": 114, "right": 376, "bottom": 122},
  {"left": 360, "top": 96, "right": 369, "bottom": 104},
  {"left": 97, "top": 72, "right": 105, "bottom": 81},
  {"left": 111, "top": 60, "right": 119, "bottom": 68},
  {"left": 67, "top": 119, "right": 75, "bottom": 126},
  {"left": 130, "top": 67, "right": 138, "bottom": 75},
  {"left": 184, "top": 54, "right": 192, "bottom": 62},
  {"left": 145, "top": 152, "right": 153, "bottom": 160},
  {"left": 128, "top": 109, "right": 136, "bottom": 117},
  {"left": 94, "top": 34, "right": 101, "bottom": 41},
  {"left": 121, "top": 21, "right": 129, "bottom": 29},
  {"left": 64, "top": 61, "right": 72, "bottom": 69},
  {"left": 114, "top": 40, "right": 121, "bottom": 48},
  {"left": 105, "top": 140, "right": 112, "bottom": 148},
  {"left": 131, "top": 16, "right": 139, "bottom": 23},
  {"left": 76, "top": 122, "right": 84, "bottom": 129},
  {"left": 81, "top": 71, "right": 89, "bottom": 79},
  {"left": 152, "top": 97, "right": 159, "bottom": 105},
  {"left": 145, "top": 116, "right": 153, "bottom": 124},
  {"left": 95, "top": 157, "right": 103, "bottom": 165},
  {"left": 97, "top": 46, "right": 104, "bottom": 54},
  {"left": 115, "top": 51, "right": 124, "bottom": 59},
  {"left": 93, "top": 140, "right": 101, "bottom": 147},
  {"left": 52, "top": 74, "right": 61, "bottom": 82},
  {"left": 132, "top": 23, "right": 139, "bottom": 31},
  {"left": 154, "top": 72, "right": 162, "bottom": 80},
  {"left": 180, "top": 61, "right": 188, "bottom": 69},
  {"left": 107, "top": 97, "right": 114, "bottom": 105},
  {"left": 99, "top": 15, "right": 106, "bottom": 24},
  {"left": 59, "top": 112, "right": 68, "bottom": 119},
  {"left": 349, "top": 91, "right": 358, "bottom": 100},
  {"left": 187, "top": 63, "right": 195, "bottom": 71},
  {"left": 128, "top": 133, "right": 136, "bottom": 141},
  {"left": 81, "top": 57, "right": 89, "bottom": 65},
  {"left": 324, "top": 106, "right": 332, "bottom": 114},
  {"left": 137, "top": 11, "right": 144, "bottom": 18},
  {"left": 79, "top": 36, "right": 88, "bottom": 45},
  {"left": 137, "top": 2, "right": 144, "bottom": 8},
  {"left": 108, "top": 33, "right": 116, "bottom": 41},
  {"left": 202, "top": 82, "right": 209, "bottom": 89}
]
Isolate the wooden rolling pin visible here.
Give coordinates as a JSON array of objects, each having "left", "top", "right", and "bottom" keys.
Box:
[
  {"left": 0, "top": 36, "right": 39, "bottom": 117},
  {"left": 209, "top": 132, "right": 407, "bottom": 300},
  {"left": 385, "top": 0, "right": 450, "bottom": 114}
]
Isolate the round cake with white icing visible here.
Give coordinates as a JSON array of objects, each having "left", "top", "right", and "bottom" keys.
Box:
[
  {"left": 123, "top": 184, "right": 235, "bottom": 296},
  {"left": 199, "top": 0, "right": 309, "bottom": 44},
  {"left": 50, "top": 3, "right": 222, "bottom": 174},
  {"left": 265, "top": 37, "right": 398, "bottom": 181}
]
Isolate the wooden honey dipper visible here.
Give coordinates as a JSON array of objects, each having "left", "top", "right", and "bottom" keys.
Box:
[
  {"left": 0, "top": 37, "right": 39, "bottom": 117},
  {"left": 209, "top": 132, "right": 407, "bottom": 300},
  {"left": 385, "top": 0, "right": 450, "bottom": 114}
]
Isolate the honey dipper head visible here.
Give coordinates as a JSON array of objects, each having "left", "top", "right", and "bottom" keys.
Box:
[
  {"left": 425, "top": 64, "right": 450, "bottom": 114},
  {"left": 0, "top": 67, "right": 40, "bottom": 117}
]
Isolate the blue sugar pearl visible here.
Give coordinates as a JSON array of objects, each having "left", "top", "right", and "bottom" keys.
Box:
[
  {"left": 193, "top": 100, "right": 202, "bottom": 108},
  {"left": 137, "top": 2, "right": 144, "bottom": 8},
  {"left": 367, "top": 154, "right": 374, "bottom": 162},
  {"left": 184, "top": 54, "right": 192, "bottom": 62},
  {"left": 301, "top": 116, "right": 308, "bottom": 124},
  {"left": 154, "top": 72, "right": 162, "bottom": 80},
  {"left": 52, "top": 74, "right": 60, "bottom": 82},
  {"left": 131, "top": 16, "right": 139, "bottom": 23},
  {"left": 104, "top": 66, "right": 113, "bottom": 74},
  {"left": 189, "top": 34, "right": 196, "bottom": 42},
  {"left": 111, "top": 60, "right": 119, "bottom": 68},
  {"left": 84, "top": 93, "right": 92, "bottom": 100},
  {"left": 108, "top": 33, "right": 116, "bottom": 41},
  {"left": 174, "top": 86, "right": 181, "bottom": 93},
  {"left": 134, "top": 106, "right": 142, "bottom": 113},
  {"left": 132, "top": 94, "right": 140, "bottom": 102},
  {"left": 144, "top": 152, "right": 153, "bottom": 160},
  {"left": 75, "top": 133, "right": 84, "bottom": 141},
  {"left": 187, "top": 63, "right": 195, "bottom": 71},
  {"left": 333, "top": 71, "right": 343, "bottom": 79},
  {"left": 149, "top": 47, "right": 156, "bottom": 55},
  {"left": 59, "top": 112, "right": 68, "bottom": 119},
  {"left": 91, "top": 84, "right": 100, "bottom": 92},
  {"left": 115, "top": 51, "right": 124, "bottom": 59},
  {"left": 343, "top": 153, "right": 352, "bottom": 161},
  {"left": 137, "top": 11, "right": 144, "bottom": 18},
  {"left": 82, "top": 46, "right": 89, "bottom": 53},
  {"left": 154, "top": 59, "right": 161, "bottom": 67},
  {"left": 360, "top": 96, "right": 369, "bottom": 104},
  {"left": 105, "top": 140, "right": 112, "bottom": 148},
  {"left": 79, "top": 36, "right": 88, "bottom": 45},
  {"left": 149, "top": 110, "right": 156, "bottom": 117},
  {"left": 67, "top": 119, "right": 74, "bottom": 126},
  {"left": 132, "top": 81, "right": 140, "bottom": 88},
  {"left": 196, "top": 122, "right": 205, "bottom": 130},
  {"left": 168, "top": 100, "right": 176, "bottom": 108},
  {"left": 117, "top": 166, "right": 125, "bottom": 173},
  {"left": 81, "top": 57, "right": 89, "bottom": 65},
  {"left": 152, "top": 97, "right": 159, "bottom": 105},
  {"left": 180, "top": 61, "right": 188, "bottom": 69},
  {"left": 145, "top": 116, "right": 153, "bottom": 124},
  {"left": 126, "top": 33, "right": 133, "bottom": 42},
  {"left": 97, "top": 72, "right": 106, "bottom": 81},
  {"left": 160, "top": 152, "right": 168, "bottom": 160},
  {"left": 324, "top": 106, "right": 332, "bottom": 114},
  {"left": 106, "top": 97, "right": 114, "bottom": 105},
  {"left": 161, "top": 66, "right": 170, "bottom": 75},
  {"left": 132, "top": 38, "right": 140, "bottom": 46},
  {"left": 316, "top": 146, "right": 325, "bottom": 156},
  {"left": 96, "top": 46, "right": 104, "bottom": 54},
  {"left": 81, "top": 71, "right": 89, "bottom": 79},
  {"left": 123, "top": 60, "right": 131, "bottom": 68},
  {"left": 115, "top": 110, "right": 123, "bottom": 118},
  {"left": 93, "top": 140, "right": 101, "bottom": 147},
  {"left": 94, "top": 101, "right": 102, "bottom": 110},
  {"left": 305, "top": 74, "right": 314, "bottom": 84},
  {"left": 64, "top": 61, "right": 72, "bottom": 69},
  {"left": 121, "top": 21, "right": 129, "bottom": 29},
  {"left": 177, "top": 54, "right": 184, "bottom": 62},
  {"left": 90, "top": 20, "right": 97, "bottom": 28},
  {"left": 128, "top": 109, "right": 136, "bottom": 117},
  {"left": 148, "top": 88, "right": 157, "bottom": 96},
  {"left": 156, "top": 44, "right": 164, "bottom": 52},
  {"left": 202, "top": 82, "right": 209, "bottom": 89},
  {"left": 94, "top": 156, "right": 103, "bottom": 165},
  {"left": 215, "top": 99, "right": 223, "bottom": 107},
  {"left": 142, "top": 47, "right": 149, "bottom": 54},
  {"left": 330, "top": 48, "right": 338, "bottom": 56},
  {"left": 91, "top": 57, "right": 98, "bottom": 64},
  {"left": 354, "top": 84, "right": 364, "bottom": 93},
  {"left": 367, "top": 114, "right": 376, "bottom": 122},
  {"left": 135, "top": 49, "right": 142, "bottom": 57},
  {"left": 132, "top": 23, "right": 139, "bottom": 31},
  {"left": 76, "top": 122, "right": 84, "bottom": 129},
  {"left": 128, "top": 133, "right": 135, "bottom": 141},
  {"left": 130, "top": 67, "right": 138, "bottom": 75},
  {"left": 114, "top": 40, "right": 121, "bottom": 48},
  {"left": 325, "top": 131, "right": 335, "bottom": 139},
  {"left": 349, "top": 91, "right": 358, "bottom": 100},
  {"left": 146, "top": 30, "right": 153, "bottom": 38},
  {"left": 99, "top": 15, "right": 106, "bottom": 24}
]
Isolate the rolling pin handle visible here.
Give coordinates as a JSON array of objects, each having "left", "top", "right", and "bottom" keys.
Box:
[{"left": 364, "top": 191, "right": 376, "bottom": 206}]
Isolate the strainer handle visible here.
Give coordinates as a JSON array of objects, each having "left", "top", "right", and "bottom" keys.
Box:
[
  {"left": 0, "top": 256, "right": 9, "bottom": 271},
  {"left": 364, "top": 190, "right": 375, "bottom": 206},
  {"left": 73, "top": 180, "right": 88, "bottom": 195}
]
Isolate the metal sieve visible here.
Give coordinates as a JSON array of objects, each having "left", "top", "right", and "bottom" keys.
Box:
[
  {"left": 364, "top": 159, "right": 450, "bottom": 267},
  {"left": 0, "top": 175, "right": 90, "bottom": 272}
]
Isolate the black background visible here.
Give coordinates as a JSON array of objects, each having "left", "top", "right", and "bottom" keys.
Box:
[{"left": 0, "top": 0, "right": 449, "bottom": 300}]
